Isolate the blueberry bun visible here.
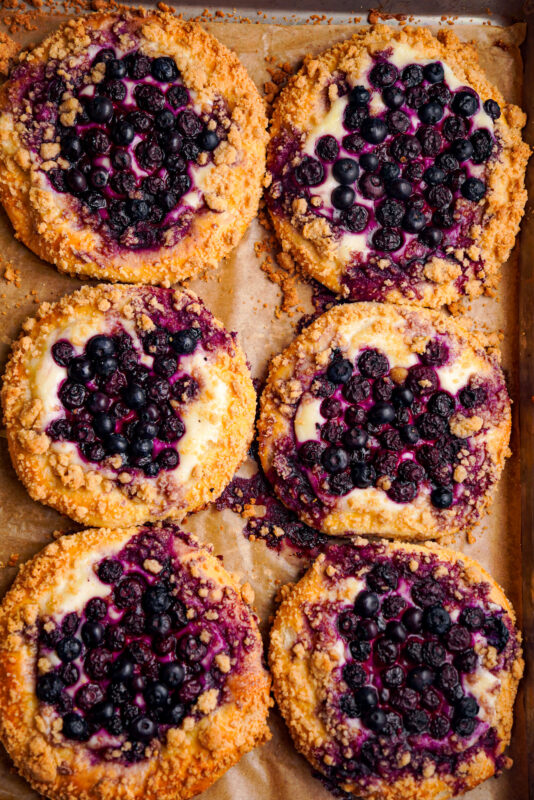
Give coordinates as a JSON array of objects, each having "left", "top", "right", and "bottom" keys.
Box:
[
  {"left": 2, "top": 284, "right": 256, "bottom": 527},
  {"left": 0, "top": 10, "right": 267, "bottom": 284},
  {"left": 0, "top": 523, "right": 271, "bottom": 800},
  {"left": 266, "top": 25, "right": 528, "bottom": 307},
  {"left": 269, "top": 537, "right": 523, "bottom": 800},
  {"left": 258, "top": 301, "right": 510, "bottom": 539}
]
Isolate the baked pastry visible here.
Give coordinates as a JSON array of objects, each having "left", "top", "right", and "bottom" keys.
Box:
[
  {"left": 266, "top": 25, "right": 528, "bottom": 307},
  {"left": 2, "top": 284, "right": 256, "bottom": 527},
  {"left": 269, "top": 537, "right": 523, "bottom": 800},
  {"left": 258, "top": 302, "right": 510, "bottom": 540},
  {"left": 0, "top": 10, "right": 267, "bottom": 284},
  {"left": 0, "top": 522, "right": 271, "bottom": 800}
]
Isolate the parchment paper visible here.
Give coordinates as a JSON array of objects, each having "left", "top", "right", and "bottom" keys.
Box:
[{"left": 0, "top": 15, "right": 527, "bottom": 800}]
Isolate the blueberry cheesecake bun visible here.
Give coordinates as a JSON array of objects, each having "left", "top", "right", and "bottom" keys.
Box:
[
  {"left": 0, "top": 523, "right": 271, "bottom": 800},
  {"left": 258, "top": 302, "right": 510, "bottom": 540},
  {"left": 0, "top": 10, "right": 267, "bottom": 285},
  {"left": 269, "top": 537, "right": 523, "bottom": 800},
  {"left": 266, "top": 25, "right": 528, "bottom": 307},
  {"left": 2, "top": 284, "right": 256, "bottom": 527}
]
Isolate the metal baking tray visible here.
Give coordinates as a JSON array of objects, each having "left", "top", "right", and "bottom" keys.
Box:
[{"left": 0, "top": 1, "right": 532, "bottom": 799}]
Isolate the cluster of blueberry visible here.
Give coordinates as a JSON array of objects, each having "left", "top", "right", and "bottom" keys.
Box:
[
  {"left": 298, "top": 342, "right": 486, "bottom": 508},
  {"left": 293, "top": 59, "right": 498, "bottom": 254},
  {"left": 47, "top": 326, "right": 201, "bottom": 477},
  {"left": 328, "top": 561, "right": 509, "bottom": 776},
  {"left": 35, "top": 544, "right": 231, "bottom": 760},
  {"left": 44, "top": 48, "right": 223, "bottom": 248}
]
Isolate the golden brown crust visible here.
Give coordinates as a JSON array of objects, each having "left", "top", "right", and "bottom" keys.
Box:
[
  {"left": 1, "top": 284, "right": 256, "bottom": 527},
  {"left": 0, "top": 10, "right": 267, "bottom": 285},
  {"left": 257, "top": 301, "right": 511, "bottom": 540},
  {"left": 269, "top": 537, "right": 523, "bottom": 800},
  {"left": 267, "top": 25, "right": 529, "bottom": 307},
  {"left": 0, "top": 525, "right": 272, "bottom": 800}
]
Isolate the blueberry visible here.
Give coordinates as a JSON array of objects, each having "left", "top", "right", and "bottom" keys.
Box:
[
  {"left": 87, "top": 95, "right": 114, "bottom": 124},
  {"left": 359, "top": 173, "right": 385, "bottom": 201},
  {"left": 423, "top": 605, "right": 451, "bottom": 635},
  {"left": 360, "top": 117, "right": 388, "bottom": 144},
  {"left": 61, "top": 134, "right": 83, "bottom": 163},
  {"left": 321, "top": 446, "right": 349, "bottom": 474},
  {"left": 367, "top": 402, "right": 395, "bottom": 425},
  {"left": 380, "top": 162, "right": 400, "bottom": 182},
  {"left": 375, "top": 636, "right": 399, "bottom": 665},
  {"left": 130, "top": 716, "right": 156, "bottom": 741},
  {"left": 372, "top": 228, "right": 403, "bottom": 252},
  {"left": 342, "top": 662, "right": 366, "bottom": 691},
  {"left": 354, "top": 686, "right": 378, "bottom": 713},
  {"left": 456, "top": 696, "right": 479, "bottom": 718},
  {"left": 167, "top": 84, "right": 189, "bottom": 108},
  {"left": 103, "top": 433, "right": 127, "bottom": 455},
  {"left": 370, "top": 62, "right": 398, "bottom": 87},
  {"left": 385, "top": 621, "right": 407, "bottom": 643},
  {"left": 383, "top": 665, "right": 405, "bottom": 688},
  {"left": 295, "top": 156, "right": 324, "bottom": 186},
  {"left": 343, "top": 427, "right": 368, "bottom": 450},
  {"left": 144, "top": 681, "right": 169, "bottom": 707},
  {"left": 112, "top": 120, "right": 135, "bottom": 147},
  {"left": 359, "top": 153, "right": 379, "bottom": 173},
  {"left": 340, "top": 693, "right": 361, "bottom": 718},
  {"left": 152, "top": 56, "right": 179, "bottom": 82},
  {"left": 484, "top": 98, "right": 501, "bottom": 120},
  {"left": 420, "top": 226, "right": 443, "bottom": 249},
  {"left": 106, "top": 58, "right": 126, "bottom": 79},
  {"left": 122, "top": 383, "right": 146, "bottom": 409},
  {"left": 401, "top": 64, "right": 423, "bottom": 87},
  {"left": 407, "top": 667, "right": 434, "bottom": 692},
  {"left": 402, "top": 208, "right": 426, "bottom": 233},
  {"left": 382, "top": 86, "right": 405, "bottom": 109},
  {"left": 470, "top": 129, "right": 493, "bottom": 164},
  {"left": 331, "top": 185, "right": 355, "bottom": 209},
  {"left": 351, "top": 463, "right": 376, "bottom": 489},
  {"left": 367, "top": 562, "right": 399, "bottom": 593},
  {"left": 56, "top": 636, "right": 82, "bottom": 662},
  {"left": 36, "top": 672, "right": 65, "bottom": 703},
  {"left": 452, "top": 90, "right": 479, "bottom": 117},
  {"left": 354, "top": 590, "right": 379, "bottom": 618},
  {"left": 91, "top": 700, "right": 115, "bottom": 725},
  {"left": 418, "top": 100, "right": 444, "bottom": 125},
  {"left": 389, "top": 178, "right": 414, "bottom": 203},
  {"left": 431, "top": 486, "right": 453, "bottom": 509},
  {"left": 65, "top": 169, "right": 88, "bottom": 195},
  {"left": 462, "top": 177, "right": 486, "bottom": 202},
  {"left": 332, "top": 157, "right": 359, "bottom": 185},
  {"left": 81, "top": 622, "right": 105, "bottom": 648},
  {"left": 404, "top": 709, "right": 430, "bottom": 734},
  {"left": 451, "top": 138, "right": 474, "bottom": 162},
  {"left": 445, "top": 624, "right": 471, "bottom": 654},
  {"left": 143, "top": 584, "right": 172, "bottom": 614},
  {"left": 62, "top": 712, "right": 89, "bottom": 741},
  {"left": 129, "top": 198, "right": 150, "bottom": 221},
  {"left": 135, "top": 84, "right": 165, "bottom": 113},
  {"left": 326, "top": 358, "right": 352, "bottom": 384},
  {"left": 376, "top": 199, "right": 403, "bottom": 228},
  {"left": 459, "top": 606, "right": 485, "bottom": 631},
  {"left": 97, "top": 559, "right": 122, "bottom": 584},
  {"left": 350, "top": 640, "right": 371, "bottom": 661},
  {"left": 197, "top": 129, "right": 219, "bottom": 153},
  {"left": 160, "top": 661, "right": 185, "bottom": 688},
  {"left": 403, "top": 607, "right": 423, "bottom": 633},
  {"left": 365, "top": 708, "right": 387, "bottom": 733},
  {"left": 386, "top": 109, "right": 410, "bottom": 134},
  {"left": 350, "top": 85, "right": 370, "bottom": 105},
  {"left": 315, "top": 134, "right": 339, "bottom": 162}
]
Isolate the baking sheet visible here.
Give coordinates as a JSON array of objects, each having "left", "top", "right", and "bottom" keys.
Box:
[{"left": 0, "top": 12, "right": 528, "bottom": 800}]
